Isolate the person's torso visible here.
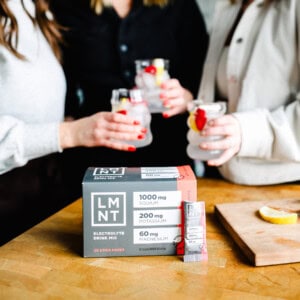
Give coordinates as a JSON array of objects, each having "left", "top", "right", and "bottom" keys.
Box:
[
  {"left": 0, "top": 0, "right": 66, "bottom": 123},
  {"left": 52, "top": 0, "right": 206, "bottom": 115},
  {"left": 200, "top": 0, "right": 299, "bottom": 113}
]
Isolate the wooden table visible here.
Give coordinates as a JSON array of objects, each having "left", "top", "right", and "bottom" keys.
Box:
[{"left": 1, "top": 178, "right": 300, "bottom": 299}]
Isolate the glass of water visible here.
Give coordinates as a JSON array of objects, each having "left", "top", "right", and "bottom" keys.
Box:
[
  {"left": 111, "top": 88, "right": 153, "bottom": 148},
  {"left": 134, "top": 58, "right": 170, "bottom": 113},
  {"left": 186, "top": 100, "right": 227, "bottom": 161}
]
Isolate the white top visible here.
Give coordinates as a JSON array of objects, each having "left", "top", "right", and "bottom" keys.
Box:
[
  {"left": 198, "top": 0, "right": 300, "bottom": 185},
  {"left": 0, "top": 0, "right": 66, "bottom": 174}
]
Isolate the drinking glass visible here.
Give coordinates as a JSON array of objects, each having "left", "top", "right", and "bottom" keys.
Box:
[
  {"left": 134, "top": 58, "right": 170, "bottom": 113},
  {"left": 186, "top": 100, "right": 227, "bottom": 160},
  {"left": 111, "top": 88, "right": 153, "bottom": 148}
]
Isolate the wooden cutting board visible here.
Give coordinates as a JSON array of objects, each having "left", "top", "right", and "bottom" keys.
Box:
[{"left": 215, "top": 199, "right": 300, "bottom": 266}]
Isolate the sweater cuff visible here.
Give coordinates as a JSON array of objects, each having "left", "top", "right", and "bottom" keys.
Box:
[
  {"left": 233, "top": 109, "right": 273, "bottom": 158},
  {"left": 23, "top": 122, "right": 62, "bottom": 160}
]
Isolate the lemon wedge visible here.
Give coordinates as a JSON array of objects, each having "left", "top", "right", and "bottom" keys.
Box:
[
  {"left": 187, "top": 113, "right": 199, "bottom": 132},
  {"left": 258, "top": 205, "right": 298, "bottom": 225}
]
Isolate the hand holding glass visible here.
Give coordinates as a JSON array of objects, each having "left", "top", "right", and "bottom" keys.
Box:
[
  {"left": 111, "top": 88, "right": 153, "bottom": 148},
  {"left": 186, "top": 101, "right": 227, "bottom": 160}
]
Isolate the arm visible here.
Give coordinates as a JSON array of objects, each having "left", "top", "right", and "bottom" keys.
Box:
[
  {"left": 199, "top": 1, "right": 300, "bottom": 167},
  {"left": 59, "top": 111, "right": 146, "bottom": 150},
  {"left": 0, "top": 116, "right": 61, "bottom": 174},
  {"left": 0, "top": 112, "right": 146, "bottom": 175}
]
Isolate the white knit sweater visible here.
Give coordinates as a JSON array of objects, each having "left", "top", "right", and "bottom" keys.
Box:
[{"left": 0, "top": 0, "right": 66, "bottom": 174}]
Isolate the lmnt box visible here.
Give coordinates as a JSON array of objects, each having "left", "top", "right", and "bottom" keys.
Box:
[{"left": 82, "top": 165, "right": 197, "bottom": 257}]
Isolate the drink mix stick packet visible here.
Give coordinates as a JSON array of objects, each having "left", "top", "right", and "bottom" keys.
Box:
[{"left": 183, "top": 201, "right": 208, "bottom": 262}]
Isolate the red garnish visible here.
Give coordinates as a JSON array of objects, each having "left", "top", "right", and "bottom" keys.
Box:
[
  {"left": 117, "top": 110, "right": 127, "bottom": 115},
  {"left": 144, "top": 65, "right": 157, "bottom": 75},
  {"left": 195, "top": 108, "right": 207, "bottom": 130}
]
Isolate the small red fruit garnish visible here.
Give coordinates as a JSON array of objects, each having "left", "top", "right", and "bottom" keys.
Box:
[
  {"left": 195, "top": 108, "right": 207, "bottom": 131},
  {"left": 144, "top": 65, "right": 157, "bottom": 75},
  {"left": 117, "top": 109, "right": 127, "bottom": 115}
]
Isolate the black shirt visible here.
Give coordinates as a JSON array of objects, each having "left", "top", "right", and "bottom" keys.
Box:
[{"left": 51, "top": 0, "right": 209, "bottom": 179}]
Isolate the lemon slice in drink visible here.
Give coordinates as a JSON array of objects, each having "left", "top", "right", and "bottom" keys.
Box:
[
  {"left": 259, "top": 205, "right": 298, "bottom": 225},
  {"left": 187, "top": 113, "right": 199, "bottom": 132}
]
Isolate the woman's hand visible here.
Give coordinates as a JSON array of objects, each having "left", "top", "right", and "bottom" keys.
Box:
[
  {"left": 159, "top": 79, "right": 194, "bottom": 118},
  {"left": 59, "top": 111, "right": 147, "bottom": 151},
  {"left": 199, "top": 114, "right": 242, "bottom": 166}
]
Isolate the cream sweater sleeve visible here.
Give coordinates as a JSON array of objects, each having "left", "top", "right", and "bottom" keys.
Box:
[{"left": 0, "top": 0, "right": 66, "bottom": 174}]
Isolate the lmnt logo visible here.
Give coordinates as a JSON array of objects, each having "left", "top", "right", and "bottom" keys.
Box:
[
  {"left": 91, "top": 192, "right": 126, "bottom": 226},
  {"left": 93, "top": 167, "right": 125, "bottom": 176}
]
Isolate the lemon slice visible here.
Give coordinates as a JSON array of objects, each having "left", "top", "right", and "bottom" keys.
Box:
[
  {"left": 259, "top": 205, "right": 298, "bottom": 225},
  {"left": 187, "top": 113, "right": 199, "bottom": 132}
]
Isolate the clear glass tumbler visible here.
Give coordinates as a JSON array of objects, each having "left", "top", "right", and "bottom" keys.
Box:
[
  {"left": 111, "top": 88, "right": 153, "bottom": 148},
  {"left": 134, "top": 58, "right": 170, "bottom": 113},
  {"left": 186, "top": 100, "right": 227, "bottom": 160}
]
